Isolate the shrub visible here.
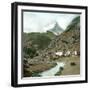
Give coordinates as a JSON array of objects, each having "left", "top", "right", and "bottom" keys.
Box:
[
  {"left": 60, "top": 67, "right": 64, "bottom": 70},
  {"left": 70, "top": 62, "right": 76, "bottom": 66}
]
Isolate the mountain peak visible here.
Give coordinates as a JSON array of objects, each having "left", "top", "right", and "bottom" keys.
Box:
[{"left": 45, "top": 21, "right": 64, "bottom": 35}]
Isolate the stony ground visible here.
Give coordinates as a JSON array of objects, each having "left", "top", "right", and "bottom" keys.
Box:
[
  {"left": 24, "top": 62, "right": 56, "bottom": 77},
  {"left": 24, "top": 56, "right": 80, "bottom": 77},
  {"left": 55, "top": 56, "right": 80, "bottom": 76}
]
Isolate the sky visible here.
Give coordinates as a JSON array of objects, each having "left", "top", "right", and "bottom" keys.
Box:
[{"left": 23, "top": 11, "right": 80, "bottom": 33}]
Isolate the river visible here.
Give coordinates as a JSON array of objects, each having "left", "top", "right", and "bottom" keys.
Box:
[{"left": 39, "top": 62, "right": 65, "bottom": 77}]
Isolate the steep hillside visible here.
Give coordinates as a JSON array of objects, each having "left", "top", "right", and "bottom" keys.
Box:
[
  {"left": 23, "top": 31, "right": 55, "bottom": 59},
  {"left": 30, "top": 16, "right": 80, "bottom": 62},
  {"left": 47, "top": 16, "right": 80, "bottom": 52}
]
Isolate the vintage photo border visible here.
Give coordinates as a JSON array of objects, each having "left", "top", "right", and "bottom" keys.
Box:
[{"left": 11, "top": 2, "right": 88, "bottom": 87}]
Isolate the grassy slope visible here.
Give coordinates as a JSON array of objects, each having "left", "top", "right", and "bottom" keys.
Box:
[{"left": 23, "top": 31, "right": 55, "bottom": 59}]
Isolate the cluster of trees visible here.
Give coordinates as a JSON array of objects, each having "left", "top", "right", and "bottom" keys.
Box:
[{"left": 23, "top": 47, "right": 38, "bottom": 58}]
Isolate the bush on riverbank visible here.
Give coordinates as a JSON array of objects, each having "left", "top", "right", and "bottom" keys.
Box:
[
  {"left": 70, "top": 62, "right": 76, "bottom": 66},
  {"left": 55, "top": 67, "right": 64, "bottom": 76}
]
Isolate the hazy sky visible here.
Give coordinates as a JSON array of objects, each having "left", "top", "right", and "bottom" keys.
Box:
[{"left": 23, "top": 12, "right": 80, "bottom": 33}]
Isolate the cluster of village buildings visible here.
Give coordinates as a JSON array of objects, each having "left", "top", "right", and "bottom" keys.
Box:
[
  {"left": 28, "top": 50, "right": 80, "bottom": 63},
  {"left": 42, "top": 50, "right": 80, "bottom": 60},
  {"left": 55, "top": 50, "right": 80, "bottom": 57}
]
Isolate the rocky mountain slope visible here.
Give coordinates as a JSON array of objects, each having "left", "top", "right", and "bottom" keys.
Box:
[
  {"left": 47, "top": 16, "right": 80, "bottom": 52},
  {"left": 29, "top": 16, "right": 80, "bottom": 63}
]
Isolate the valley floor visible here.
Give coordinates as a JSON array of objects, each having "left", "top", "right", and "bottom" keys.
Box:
[
  {"left": 55, "top": 56, "right": 80, "bottom": 76},
  {"left": 24, "top": 56, "right": 80, "bottom": 77}
]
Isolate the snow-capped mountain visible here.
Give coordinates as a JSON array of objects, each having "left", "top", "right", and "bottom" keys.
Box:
[{"left": 44, "top": 22, "right": 64, "bottom": 35}]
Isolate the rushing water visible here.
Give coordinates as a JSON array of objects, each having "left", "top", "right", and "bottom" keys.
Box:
[{"left": 39, "top": 62, "right": 65, "bottom": 77}]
